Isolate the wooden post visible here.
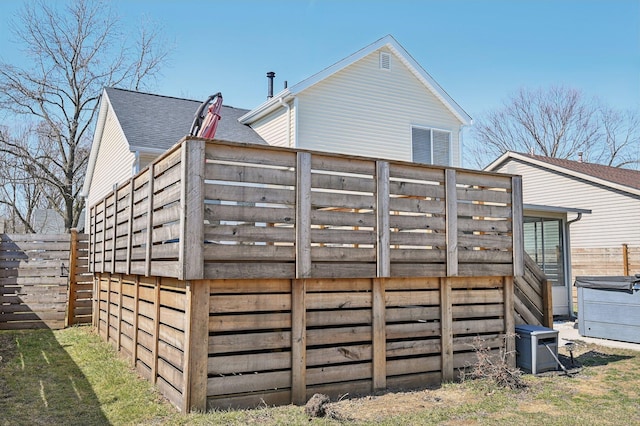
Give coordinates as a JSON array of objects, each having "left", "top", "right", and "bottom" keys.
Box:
[
  {"left": 512, "top": 176, "right": 524, "bottom": 277},
  {"left": 440, "top": 277, "right": 453, "bottom": 381},
  {"left": 106, "top": 274, "right": 112, "bottom": 342},
  {"left": 183, "top": 280, "right": 210, "bottom": 412},
  {"left": 91, "top": 206, "right": 97, "bottom": 273},
  {"left": 111, "top": 184, "right": 119, "bottom": 273},
  {"left": 541, "top": 278, "right": 553, "bottom": 328},
  {"left": 92, "top": 274, "right": 100, "bottom": 330},
  {"left": 132, "top": 275, "right": 140, "bottom": 369},
  {"left": 623, "top": 243, "right": 629, "bottom": 276},
  {"left": 291, "top": 279, "right": 307, "bottom": 404},
  {"left": 100, "top": 200, "right": 107, "bottom": 274},
  {"left": 126, "top": 181, "right": 135, "bottom": 276},
  {"left": 65, "top": 229, "right": 79, "bottom": 327},
  {"left": 151, "top": 277, "right": 161, "bottom": 383},
  {"left": 116, "top": 275, "right": 123, "bottom": 351},
  {"left": 372, "top": 278, "right": 386, "bottom": 390},
  {"left": 180, "top": 139, "right": 205, "bottom": 280},
  {"left": 376, "top": 162, "right": 390, "bottom": 278},
  {"left": 445, "top": 170, "right": 458, "bottom": 277},
  {"left": 296, "top": 153, "right": 311, "bottom": 279},
  {"left": 503, "top": 276, "right": 516, "bottom": 368},
  {"left": 145, "top": 170, "right": 155, "bottom": 277}
]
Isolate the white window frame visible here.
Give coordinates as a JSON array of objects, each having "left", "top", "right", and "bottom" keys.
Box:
[{"left": 411, "top": 125, "right": 452, "bottom": 166}]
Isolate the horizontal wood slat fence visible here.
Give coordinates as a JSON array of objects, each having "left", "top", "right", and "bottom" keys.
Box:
[
  {"left": 88, "top": 138, "right": 525, "bottom": 280},
  {"left": 514, "top": 253, "right": 552, "bottom": 328},
  {"left": 95, "top": 273, "right": 515, "bottom": 411},
  {"left": 0, "top": 231, "right": 91, "bottom": 329},
  {"left": 87, "top": 137, "right": 538, "bottom": 412}
]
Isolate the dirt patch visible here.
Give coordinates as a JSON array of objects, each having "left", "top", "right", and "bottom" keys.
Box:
[{"left": 328, "top": 386, "right": 471, "bottom": 422}]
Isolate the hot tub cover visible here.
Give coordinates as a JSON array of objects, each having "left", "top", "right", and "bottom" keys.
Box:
[{"left": 574, "top": 276, "right": 640, "bottom": 293}]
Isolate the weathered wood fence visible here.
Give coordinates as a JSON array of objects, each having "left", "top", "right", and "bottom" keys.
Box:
[
  {"left": 0, "top": 231, "right": 92, "bottom": 329},
  {"left": 87, "top": 137, "right": 538, "bottom": 412},
  {"left": 95, "top": 272, "right": 514, "bottom": 411},
  {"left": 514, "top": 254, "right": 552, "bottom": 327},
  {"left": 88, "top": 138, "right": 524, "bottom": 280}
]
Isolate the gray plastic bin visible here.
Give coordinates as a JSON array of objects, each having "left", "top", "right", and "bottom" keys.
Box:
[{"left": 515, "top": 324, "right": 559, "bottom": 374}]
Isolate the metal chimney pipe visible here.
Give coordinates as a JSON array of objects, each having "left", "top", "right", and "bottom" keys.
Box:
[
  {"left": 578, "top": 152, "right": 583, "bottom": 163},
  {"left": 267, "top": 71, "right": 275, "bottom": 99},
  {"left": 284, "top": 80, "right": 288, "bottom": 89}
]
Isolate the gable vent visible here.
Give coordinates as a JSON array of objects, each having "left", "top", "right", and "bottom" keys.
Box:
[{"left": 380, "top": 52, "right": 391, "bottom": 70}]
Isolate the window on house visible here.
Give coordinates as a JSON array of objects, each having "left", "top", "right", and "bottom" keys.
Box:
[{"left": 411, "top": 127, "right": 451, "bottom": 166}]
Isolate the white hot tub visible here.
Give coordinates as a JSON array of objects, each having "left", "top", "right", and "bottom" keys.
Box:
[{"left": 576, "top": 275, "right": 640, "bottom": 344}]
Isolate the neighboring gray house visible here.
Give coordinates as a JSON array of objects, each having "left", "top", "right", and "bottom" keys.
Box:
[
  {"left": 81, "top": 87, "right": 266, "bottom": 209},
  {"left": 486, "top": 151, "right": 640, "bottom": 316}
]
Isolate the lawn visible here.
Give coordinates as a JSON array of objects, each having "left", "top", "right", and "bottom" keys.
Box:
[{"left": 1, "top": 326, "right": 639, "bottom": 425}]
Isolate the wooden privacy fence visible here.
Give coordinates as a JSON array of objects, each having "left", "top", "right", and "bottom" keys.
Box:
[
  {"left": 88, "top": 138, "right": 524, "bottom": 280},
  {"left": 0, "top": 231, "right": 92, "bottom": 329},
  {"left": 572, "top": 244, "right": 640, "bottom": 279},
  {"left": 87, "top": 137, "right": 535, "bottom": 412},
  {"left": 95, "top": 273, "right": 514, "bottom": 411}
]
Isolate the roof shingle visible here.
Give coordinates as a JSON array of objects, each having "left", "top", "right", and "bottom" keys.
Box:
[
  {"left": 104, "top": 87, "right": 266, "bottom": 152},
  {"left": 519, "top": 152, "right": 640, "bottom": 191}
]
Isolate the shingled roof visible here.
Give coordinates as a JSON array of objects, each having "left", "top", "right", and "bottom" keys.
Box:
[
  {"left": 517, "top": 153, "right": 640, "bottom": 191},
  {"left": 104, "top": 87, "right": 266, "bottom": 151},
  {"left": 486, "top": 151, "right": 640, "bottom": 195}
]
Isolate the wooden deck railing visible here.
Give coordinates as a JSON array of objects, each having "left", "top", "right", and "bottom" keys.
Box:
[
  {"left": 514, "top": 253, "right": 553, "bottom": 327},
  {"left": 88, "top": 138, "right": 524, "bottom": 281}
]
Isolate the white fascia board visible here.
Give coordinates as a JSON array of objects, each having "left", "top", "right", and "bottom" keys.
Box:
[
  {"left": 524, "top": 203, "right": 592, "bottom": 215},
  {"left": 484, "top": 151, "right": 513, "bottom": 172},
  {"left": 385, "top": 42, "right": 472, "bottom": 125},
  {"left": 487, "top": 151, "right": 640, "bottom": 197},
  {"left": 81, "top": 90, "right": 110, "bottom": 197},
  {"left": 240, "top": 35, "right": 472, "bottom": 126},
  {"left": 128, "top": 146, "right": 167, "bottom": 156},
  {"left": 285, "top": 35, "right": 394, "bottom": 95},
  {"left": 238, "top": 89, "right": 292, "bottom": 124}
]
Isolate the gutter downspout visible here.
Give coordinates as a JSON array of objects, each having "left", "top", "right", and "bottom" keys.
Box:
[
  {"left": 565, "top": 212, "right": 583, "bottom": 318},
  {"left": 133, "top": 151, "right": 140, "bottom": 175},
  {"left": 279, "top": 98, "right": 292, "bottom": 148}
]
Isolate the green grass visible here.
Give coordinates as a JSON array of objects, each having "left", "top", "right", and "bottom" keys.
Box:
[{"left": 1, "top": 327, "right": 639, "bottom": 425}]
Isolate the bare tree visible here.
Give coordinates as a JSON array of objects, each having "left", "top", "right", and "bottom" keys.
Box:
[
  {"left": 0, "top": 0, "right": 170, "bottom": 232},
  {"left": 0, "top": 126, "right": 54, "bottom": 232},
  {"left": 591, "top": 105, "right": 640, "bottom": 168},
  {"left": 468, "top": 86, "right": 640, "bottom": 170}
]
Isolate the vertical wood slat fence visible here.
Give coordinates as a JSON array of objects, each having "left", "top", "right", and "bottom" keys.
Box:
[
  {"left": 0, "top": 231, "right": 91, "bottom": 329},
  {"left": 87, "top": 137, "right": 532, "bottom": 412}
]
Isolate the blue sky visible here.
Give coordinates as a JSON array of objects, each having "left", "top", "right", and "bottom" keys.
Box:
[{"left": 1, "top": 0, "right": 638, "bottom": 125}]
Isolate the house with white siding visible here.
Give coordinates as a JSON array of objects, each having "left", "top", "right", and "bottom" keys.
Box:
[
  {"left": 240, "top": 35, "right": 471, "bottom": 166},
  {"left": 81, "top": 88, "right": 266, "bottom": 210},
  {"left": 83, "top": 35, "right": 471, "bottom": 212},
  {"left": 486, "top": 151, "right": 640, "bottom": 316}
]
